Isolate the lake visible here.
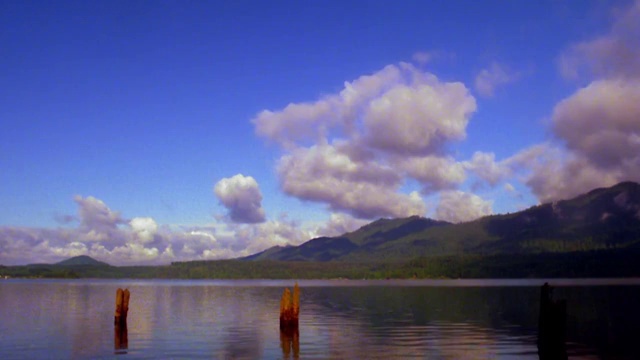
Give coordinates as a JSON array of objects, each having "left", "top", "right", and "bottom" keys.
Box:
[{"left": 1, "top": 279, "right": 639, "bottom": 359}]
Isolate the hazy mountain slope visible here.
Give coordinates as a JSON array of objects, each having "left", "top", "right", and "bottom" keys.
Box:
[
  {"left": 478, "top": 181, "right": 640, "bottom": 253},
  {"left": 264, "top": 237, "right": 358, "bottom": 261},
  {"left": 242, "top": 245, "right": 292, "bottom": 261}
]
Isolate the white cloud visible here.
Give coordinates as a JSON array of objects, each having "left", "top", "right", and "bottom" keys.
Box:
[
  {"left": 411, "top": 50, "right": 454, "bottom": 66},
  {"left": 253, "top": 63, "right": 476, "bottom": 155},
  {"left": 513, "top": 0, "right": 640, "bottom": 203},
  {"left": 558, "top": 0, "right": 640, "bottom": 80},
  {"left": 474, "top": 62, "right": 520, "bottom": 98},
  {"left": 510, "top": 143, "right": 622, "bottom": 203},
  {"left": 73, "top": 195, "right": 125, "bottom": 240},
  {"left": 253, "top": 99, "right": 337, "bottom": 149},
  {"left": 436, "top": 191, "right": 493, "bottom": 223},
  {"left": 412, "top": 51, "right": 433, "bottom": 65},
  {"left": 399, "top": 155, "right": 466, "bottom": 193},
  {"left": 463, "top": 151, "right": 511, "bottom": 186},
  {"left": 220, "top": 217, "right": 317, "bottom": 258},
  {"left": 253, "top": 62, "right": 476, "bottom": 218},
  {"left": 0, "top": 196, "right": 326, "bottom": 265},
  {"left": 253, "top": 64, "right": 404, "bottom": 148},
  {"left": 130, "top": 217, "right": 158, "bottom": 244},
  {"left": 214, "top": 174, "right": 266, "bottom": 224},
  {"left": 552, "top": 79, "right": 640, "bottom": 170},
  {"left": 363, "top": 80, "right": 475, "bottom": 155},
  {"left": 278, "top": 144, "right": 426, "bottom": 219},
  {"left": 314, "top": 213, "right": 371, "bottom": 238},
  {"left": 50, "top": 241, "right": 88, "bottom": 258}
]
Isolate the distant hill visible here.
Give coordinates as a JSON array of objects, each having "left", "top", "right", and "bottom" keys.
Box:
[
  {"left": 56, "top": 255, "right": 110, "bottom": 267},
  {"left": 243, "top": 182, "right": 640, "bottom": 262}
]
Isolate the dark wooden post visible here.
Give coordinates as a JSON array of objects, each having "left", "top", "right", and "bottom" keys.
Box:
[
  {"left": 538, "top": 283, "right": 567, "bottom": 360},
  {"left": 122, "top": 289, "right": 130, "bottom": 322},
  {"left": 280, "top": 282, "right": 300, "bottom": 330},
  {"left": 280, "top": 282, "right": 300, "bottom": 359},
  {"left": 114, "top": 288, "right": 130, "bottom": 326},
  {"left": 114, "top": 288, "right": 130, "bottom": 353}
]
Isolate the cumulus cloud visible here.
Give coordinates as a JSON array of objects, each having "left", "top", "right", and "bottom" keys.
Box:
[
  {"left": 314, "top": 213, "right": 369, "bottom": 237},
  {"left": 458, "top": 141, "right": 622, "bottom": 204},
  {"left": 436, "top": 191, "right": 493, "bottom": 223},
  {"left": 130, "top": 217, "right": 158, "bottom": 244},
  {"left": 474, "top": 62, "right": 520, "bottom": 97},
  {"left": 214, "top": 174, "right": 266, "bottom": 224},
  {"left": 398, "top": 156, "right": 466, "bottom": 193},
  {"left": 510, "top": 0, "right": 640, "bottom": 203},
  {"left": 363, "top": 79, "right": 475, "bottom": 155},
  {"left": 73, "top": 195, "right": 125, "bottom": 240},
  {"left": 552, "top": 79, "right": 640, "bottom": 170},
  {"left": 0, "top": 196, "right": 197, "bottom": 265},
  {"left": 254, "top": 63, "right": 477, "bottom": 151},
  {"left": 253, "top": 62, "right": 477, "bottom": 219},
  {"left": 278, "top": 144, "right": 426, "bottom": 219},
  {"left": 0, "top": 195, "right": 320, "bottom": 265},
  {"left": 253, "top": 64, "right": 404, "bottom": 148},
  {"left": 509, "top": 143, "right": 622, "bottom": 203},
  {"left": 558, "top": 0, "right": 640, "bottom": 80},
  {"left": 463, "top": 151, "right": 511, "bottom": 186},
  {"left": 224, "top": 217, "right": 315, "bottom": 257}
]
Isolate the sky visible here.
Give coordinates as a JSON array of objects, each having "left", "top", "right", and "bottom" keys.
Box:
[{"left": 1, "top": 0, "right": 639, "bottom": 266}]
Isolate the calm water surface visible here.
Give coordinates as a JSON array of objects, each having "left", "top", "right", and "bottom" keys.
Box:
[{"left": 1, "top": 278, "right": 639, "bottom": 359}]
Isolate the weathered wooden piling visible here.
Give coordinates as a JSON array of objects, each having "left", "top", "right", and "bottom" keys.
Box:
[
  {"left": 114, "top": 288, "right": 130, "bottom": 353},
  {"left": 538, "top": 282, "right": 567, "bottom": 360},
  {"left": 280, "top": 282, "right": 300, "bottom": 330},
  {"left": 114, "top": 288, "right": 130, "bottom": 326}
]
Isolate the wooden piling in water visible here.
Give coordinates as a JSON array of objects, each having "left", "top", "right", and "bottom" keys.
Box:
[
  {"left": 114, "top": 288, "right": 130, "bottom": 326},
  {"left": 122, "top": 288, "right": 130, "bottom": 322},
  {"left": 280, "top": 282, "right": 300, "bottom": 330},
  {"left": 538, "top": 282, "right": 567, "bottom": 360}
]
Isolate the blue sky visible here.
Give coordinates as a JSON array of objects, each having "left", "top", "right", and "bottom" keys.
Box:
[{"left": 1, "top": 0, "right": 639, "bottom": 265}]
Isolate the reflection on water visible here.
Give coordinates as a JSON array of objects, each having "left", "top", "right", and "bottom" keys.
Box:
[
  {"left": 0, "top": 279, "right": 639, "bottom": 359},
  {"left": 280, "top": 327, "right": 300, "bottom": 359},
  {"left": 114, "top": 322, "right": 128, "bottom": 354}
]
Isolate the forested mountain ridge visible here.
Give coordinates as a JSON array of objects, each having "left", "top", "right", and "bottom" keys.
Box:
[
  {"left": 244, "top": 182, "right": 640, "bottom": 262},
  {"left": 3, "top": 182, "right": 639, "bottom": 279}
]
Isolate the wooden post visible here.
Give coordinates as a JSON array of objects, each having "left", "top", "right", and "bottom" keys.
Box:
[
  {"left": 292, "top": 282, "right": 300, "bottom": 321},
  {"left": 114, "top": 288, "right": 130, "bottom": 326},
  {"left": 280, "top": 282, "right": 300, "bottom": 359},
  {"left": 115, "top": 288, "right": 123, "bottom": 325},
  {"left": 538, "top": 283, "right": 567, "bottom": 360},
  {"left": 122, "top": 289, "right": 130, "bottom": 322},
  {"left": 113, "top": 288, "right": 129, "bottom": 353},
  {"left": 280, "top": 282, "right": 300, "bottom": 330}
]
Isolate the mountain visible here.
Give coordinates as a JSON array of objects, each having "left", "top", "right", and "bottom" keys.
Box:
[
  {"left": 243, "top": 245, "right": 293, "bottom": 260},
  {"left": 56, "top": 255, "right": 110, "bottom": 267},
  {"left": 244, "top": 182, "right": 640, "bottom": 262}
]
